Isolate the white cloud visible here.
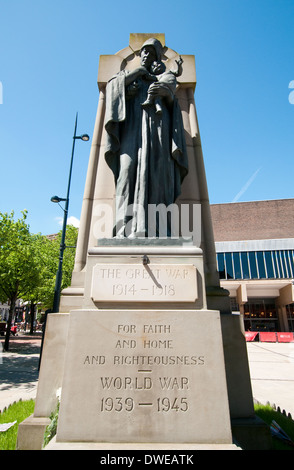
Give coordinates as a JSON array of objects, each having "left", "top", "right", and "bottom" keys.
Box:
[
  {"left": 55, "top": 216, "right": 80, "bottom": 228},
  {"left": 67, "top": 216, "right": 80, "bottom": 228}
]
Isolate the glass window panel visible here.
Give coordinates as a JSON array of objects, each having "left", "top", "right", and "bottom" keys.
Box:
[
  {"left": 225, "top": 252, "right": 234, "bottom": 279},
  {"left": 284, "top": 251, "right": 292, "bottom": 278},
  {"left": 233, "top": 252, "right": 242, "bottom": 279},
  {"left": 281, "top": 251, "right": 289, "bottom": 277},
  {"left": 256, "top": 251, "right": 266, "bottom": 278},
  {"left": 287, "top": 251, "right": 293, "bottom": 277},
  {"left": 279, "top": 250, "right": 287, "bottom": 278},
  {"left": 272, "top": 251, "right": 279, "bottom": 278},
  {"left": 248, "top": 252, "right": 258, "bottom": 278},
  {"left": 230, "top": 297, "right": 239, "bottom": 311},
  {"left": 217, "top": 253, "right": 226, "bottom": 279},
  {"left": 289, "top": 251, "right": 294, "bottom": 278},
  {"left": 278, "top": 251, "right": 285, "bottom": 278},
  {"left": 264, "top": 251, "right": 274, "bottom": 278},
  {"left": 287, "top": 304, "right": 294, "bottom": 332},
  {"left": 241, "top": 252, "right": 250, "bottom": 279}
]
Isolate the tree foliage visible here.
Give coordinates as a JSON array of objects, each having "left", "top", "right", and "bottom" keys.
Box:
[
  {"left": 0, "top": 210, "right": 78, "bottom": 349},
  {"left": 0, "top": 211, "right": 43, "bottom": 299},
  {"left": 0, "top": 211, "right": 41, "bottom": 349},
  {"left": 37, "top": 224, "right": 78, "bottom": 310}
]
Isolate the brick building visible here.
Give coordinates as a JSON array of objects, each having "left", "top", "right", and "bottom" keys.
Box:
[{"left": 211, "top": 198, "right": 294, "bottom": 333}]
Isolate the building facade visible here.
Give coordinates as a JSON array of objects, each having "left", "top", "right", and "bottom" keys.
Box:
[
  {"left": 211, "top": 199, "right": 294, "bottom": 333},
  {"left": 0, "top": 301, "right": 10, "bottom": 321}
]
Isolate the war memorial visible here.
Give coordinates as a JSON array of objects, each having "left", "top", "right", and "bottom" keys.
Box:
[{"left": 17, "top": 33, "right": 272, "bottom": 451}]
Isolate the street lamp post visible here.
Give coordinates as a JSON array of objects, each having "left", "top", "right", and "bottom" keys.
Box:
[{"left": 51, "top": 113, "right": 89, "bottom": 313}]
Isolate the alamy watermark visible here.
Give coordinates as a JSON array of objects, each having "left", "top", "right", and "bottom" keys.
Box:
[
  {"left": 0, "top": 81, "right": 3, "bottom": 104},
  {"left": 92, "top": 200, "right": 201, "bottom": 246},
  {"left": 289, "top": 80, "right": 294, "bottom": 105}
]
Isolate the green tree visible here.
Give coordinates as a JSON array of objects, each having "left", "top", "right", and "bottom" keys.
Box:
[
  {"left": 0, "top": 211, "right": 42, "bottom": 350},
  {"left": 23, "top": 233, "right": 54, "bottom": 333},
  {"left": 37, "top": 224, "right": 78, "bottom": 310},
  {"left": 0, "top": 210, "right": 78, "bottom": 350}
]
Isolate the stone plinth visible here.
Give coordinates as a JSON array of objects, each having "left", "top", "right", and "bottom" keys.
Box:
[
  {"left": 16, "top": 415, "right": 50, "bottom": 450},
  {"left": 55, "top": 309, "right": 232, "bottom": 445},
  {"left": 50, "top": 243, "right": 233, "bottom": 446}
]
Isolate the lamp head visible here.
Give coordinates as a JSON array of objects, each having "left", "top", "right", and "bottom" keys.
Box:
[
  {"left": 51, "top": 196, "right": 67, "bottom": 203},
  {"left": 74, "top": 134, "right": 90, "bottom": 141}
]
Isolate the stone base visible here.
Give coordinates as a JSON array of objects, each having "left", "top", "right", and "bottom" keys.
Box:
[
  {"left": 25, "top": 242, "right": 267, "bottom": 450},
  {"left": 55, "top": 309, "right": 232, "bottom": 445},
  {"left": 34, "top": 313, "right": 69, "bottom": 418},
  {"left": 231, "top": 416, "right": 273, "bottom": 450},
  {"left": 16, "top": 415, "right": 50, "bottom": 450},
  {"left": 220, "top": 313, "right": 255, "bottom": 419},
  {"left": 45, "top": 436, "right": 240, "bottom": 450}
]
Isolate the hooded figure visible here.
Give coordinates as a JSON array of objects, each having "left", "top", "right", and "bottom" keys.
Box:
[
  {"left": 104, "top": 38, "right": 188, "bottom": 238},
  {"left": 140, "top": 37, "right": 163, "bottom": 61}
]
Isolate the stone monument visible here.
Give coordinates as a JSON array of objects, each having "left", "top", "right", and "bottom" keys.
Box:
[{"left": 17, "top": 33, "right": 272, "bottom": 450}]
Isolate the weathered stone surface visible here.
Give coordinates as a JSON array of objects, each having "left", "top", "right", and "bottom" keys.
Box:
[
  {"left": 56, "top": 309, "right": 232, "bottom": 444},
  {"left": 91, "top": 264, "right": 198, "bottom": 302}
]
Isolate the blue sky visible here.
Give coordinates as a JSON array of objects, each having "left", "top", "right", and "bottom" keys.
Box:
[{"left": 0, "top": 0, "right": 293, "bottom": 235}]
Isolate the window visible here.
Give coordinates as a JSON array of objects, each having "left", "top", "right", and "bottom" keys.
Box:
[
  {"left": 217, "top": 253, "right": 226, "bottom": 279},
  {"left": 233, "top": 252, "right": 242, "bottom": 279},
  {"left": 216, "top": 249, "right": 294, "bottom": 280},
  {"left": 286, "top": 304, "right": 294, "bottom": 332},
  {"left": 264, "top": 251, "right": 275, "bottom": 278},
  {"left": 272, "top": 251, "right": 280, "bottom": 277},
  {"left": 289, "top": 251, "right": 294, "bottom": 277},
  {"left": 256, "top": 252, "right": 266, "bottom": 278},
  {"left": 241, "top": 252, "right": 250, "bottom": 279},
  {"left": 230, "top": 297, "right": 239, "bottom": 311},
  {"left": 276, "top": 251, "right": 284, "bottom": 277},
  {"left": 284, "top": 251, "right": 293, "bottom": 278},
  {"left": 243, "top": 299, "right": 279, "bottom": 331},
  {"left": 248, "top": 252, "right": 258, "bottom": 278},
  {"left": 224, "top": 253, "right": 234, "bottom": 279}
]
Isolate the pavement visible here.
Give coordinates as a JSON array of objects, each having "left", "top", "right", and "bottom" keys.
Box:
[
  {"left": 247, "top": 340, "right": 294, "bottom": 417},
  {"left": 0, "top": 333, "right": 42, "bottom": 412},
  {"left": 1, "top": 333, "right": 294, "bottom": 419}
]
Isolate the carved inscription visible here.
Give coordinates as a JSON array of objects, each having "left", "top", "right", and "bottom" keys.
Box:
[
  {"left": 83, "top": 320, "right": 205, "bottom": 417},
  {"left": 91, "top": 264, "right": 197, "bottom": 302},
  {"left": 57, "top": 310, "right": 232, "bottom": 444}
]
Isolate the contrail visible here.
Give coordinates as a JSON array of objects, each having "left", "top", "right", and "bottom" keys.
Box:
[{"left": 232, "top": 167, "right": 262, "bottom": 203}]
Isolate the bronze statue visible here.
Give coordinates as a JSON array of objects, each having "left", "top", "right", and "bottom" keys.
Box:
[{"left": 104, "top": 38, "right": 188, "bottom": 238}]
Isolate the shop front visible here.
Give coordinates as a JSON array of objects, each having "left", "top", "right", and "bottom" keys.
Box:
[
  {"left": 286, "top": 304, "right": 294, "bottom": 332},
  {"left": 243, "top": 299, "right": 280, "bottom": 332}
]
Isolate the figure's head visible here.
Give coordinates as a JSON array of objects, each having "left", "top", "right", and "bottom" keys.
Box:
[
  {"left": 140, "top": 38, "right": 163, "bottom": 69},
  {"left": 150, "top": 60, "right": 166, "bottom": 75}
]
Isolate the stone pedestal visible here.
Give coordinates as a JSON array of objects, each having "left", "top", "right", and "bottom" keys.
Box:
[
  {"left": 56, "top": 309, "right": 232, "bottom": 444},
  {"left": 18, "top": 242, "right": 267, "bottom": 450},
  {"left": 16, "top": 416, "right": 50, "bottom": 451},
  {"left": 53, "top": 243, "right": 233, "bottom": 447}
]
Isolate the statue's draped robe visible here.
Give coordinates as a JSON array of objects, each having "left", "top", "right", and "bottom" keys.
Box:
[{"left": 105, "top": 70, "right": 188, "bottom": 237}]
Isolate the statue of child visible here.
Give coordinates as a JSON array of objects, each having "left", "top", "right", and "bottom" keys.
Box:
[{"left": 141, "top": 56, "right": 183, "bottom": 115}]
